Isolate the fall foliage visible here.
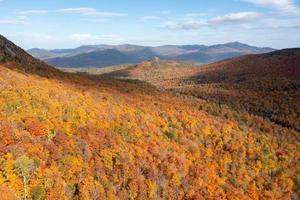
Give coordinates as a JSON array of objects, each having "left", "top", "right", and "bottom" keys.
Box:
[
  {"left": 0, "top": 61, "right": 299, "bottom": 199},
  {"left": 0, "top": 36, "right": 299, "bottom": 199}
]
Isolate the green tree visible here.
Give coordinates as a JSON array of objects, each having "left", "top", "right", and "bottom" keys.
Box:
[
  {"left": 32, "top": 186, "right": 45, "bottom": 200},
  {"left": 14, "top": 155, "right": 35, "bottom": 200}
]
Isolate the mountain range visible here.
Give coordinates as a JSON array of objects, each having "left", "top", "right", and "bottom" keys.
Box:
[{"left": 28, "top": 42, "right": 275, "bottom": 68}]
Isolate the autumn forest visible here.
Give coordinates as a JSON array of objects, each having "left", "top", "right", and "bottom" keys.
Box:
[{"left": 0, "top": 32, "right": 299, "bottom": 200}]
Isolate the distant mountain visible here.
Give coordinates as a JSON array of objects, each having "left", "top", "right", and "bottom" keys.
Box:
[
  {"left": 28, "top": 44, "right": 146, "bottom": 60},
  {"left": 173, "top": 42, "right": 275, "bottom": 63},
  {"left": 28, "top": 45, "right": 109, "bottom": 60},
  {"left": 45, "top": 49, "right": 136, "bottom": 68},
  {"left": 28, "top": 42, "right": 275, "bottom": 68}
]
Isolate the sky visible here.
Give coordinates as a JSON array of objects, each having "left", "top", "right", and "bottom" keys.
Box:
[{"left": 0, "top": 0, "right": 300, "bottom": 49}]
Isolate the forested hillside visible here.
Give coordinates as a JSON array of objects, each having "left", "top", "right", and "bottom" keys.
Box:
[
  {"left": 0, "top": 35, "right": 299, "bottom": 199},
  {"left": 104, "top": 49, "right": 300, "bottom": 132}
]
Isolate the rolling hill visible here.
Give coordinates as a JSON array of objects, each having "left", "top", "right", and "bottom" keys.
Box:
[
  {"left": 28, "top": 42, "right": 274, "bottom": 68},
  {"left": 104, "top": 58, "right": 199, "bottom": 89},
  {"left": 177, "top": 49, "right": 300, "bottom": 131},
  {"left": 103, "top": 49, "right": 300, "bottom": 131},
  {"left": 0, "top": 34, "right": 299, "bottom": 199}
]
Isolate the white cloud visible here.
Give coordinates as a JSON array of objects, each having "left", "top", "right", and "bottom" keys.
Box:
[
  {"left": 209, "top": 12, "right": 261, "bottom": 24},
  {"left": 243, "top": 0, "right": 300, "bottom": 15},
  {"left": 162, "top": 12, "right": 261, "bottom": 30},
  {"left": 56, "top": 8, "right": 127, "bottom": 17},
  {"left": 162, "top": 20, "right": 207, "bottom": 30},
  {"left": 16, "top": 10, "right": 48, "bottom": 15},
  {"left": 70, "top": 33, "right": 95, "bottom": 41},
  {"left": 0, "top": 16, "right": 29, "bottom": 25},
  {"left": 69, "top": 33, "right": 123, "bottom": 43}
]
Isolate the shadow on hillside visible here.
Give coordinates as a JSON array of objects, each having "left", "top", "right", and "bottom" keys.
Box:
[
  {"left": 1, "top": 60, "right": 158, "bottom": 96},
  {"left": 176, "top": 49, "right": 300, "bottom": 132}
]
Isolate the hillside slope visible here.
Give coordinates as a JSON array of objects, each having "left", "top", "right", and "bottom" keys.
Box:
[
  {"left": 105, "top": 58, "right": 199, "bottom": 88},
  {"left": 0, "top": 35, "right": 62, "bottom": 78},
  {"left": 178, "top": 49, "right": 300, "bottom": 131},
  {"left": 104, "top": 49, "right": 300, "bottom": 131},
  {"left": 188, "top": 48, "right": 300, "bottom": 83},
  {"left": 0, "top": 36, "right": 299, "bottom": 199}
]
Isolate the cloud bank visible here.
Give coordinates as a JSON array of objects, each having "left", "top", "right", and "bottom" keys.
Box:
[{"left": 162, "top": 12, "right": 261, "bottom": 30}]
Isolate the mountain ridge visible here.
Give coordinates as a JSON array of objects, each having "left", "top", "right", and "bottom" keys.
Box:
[
  {"left": 0, "top": 34, "right": 62, "bottom": 78},
  {"left": 28, "top": 42, "right": 275, "bottom": 68}
]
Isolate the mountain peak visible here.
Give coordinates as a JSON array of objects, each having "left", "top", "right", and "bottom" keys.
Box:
[
  {"left": 223, "top": 41, "right": 252, "bottom": 48},
  {"left": 228, "top": 41, "right": 244, "bottom": 45}
]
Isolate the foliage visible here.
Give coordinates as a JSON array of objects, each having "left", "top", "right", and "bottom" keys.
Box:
[
  {"left": 0, "top": 63, "right": 299, "bottom": 199},
  {"left": 14, "top": 156, "right": 35, "bottom": 178},
  {"left": 32, "top": 186, "right": 45, "bottom": 200}
]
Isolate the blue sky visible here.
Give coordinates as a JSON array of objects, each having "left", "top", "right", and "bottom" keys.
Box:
[{"left": 0, "top": 0, "right": 300, "bottom": 49}]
